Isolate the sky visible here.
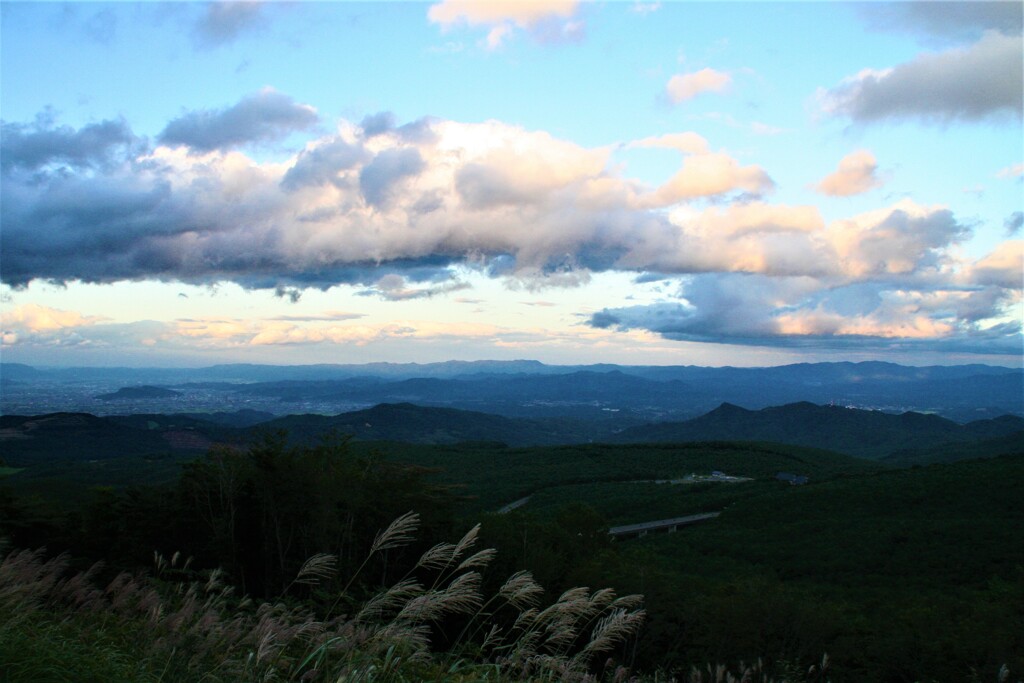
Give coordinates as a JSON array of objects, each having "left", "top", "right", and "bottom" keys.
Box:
[{"left": 1, "top": 0, "right": 1022, "bottom": 368}]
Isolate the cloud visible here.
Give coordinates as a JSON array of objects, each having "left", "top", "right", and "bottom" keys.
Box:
[
  {"left": 193, "top": 1, "right": 266, "bottom": 48},
  {"left": 359, "top": 148, "right": 427, "bottom": 208},
  {"left": 358, "top": 273, "right": 469, "bottom": 301},
  {"left": 629, "top": 133, "right": 773, "bottom": 203},
  {"left": 270, "top": 312, "right": 364, "bottom": 322},
  {"left": 359, "top": 112, "right": 438, "bottom": 144},
  {"left": 996, "top": 162, "right": 1023, "bottom": 179},
  {"left": 750, "top": 121, "right": 785, "bottom": 136},
  {"left": 826, "top": 200, "right": 970, "bottom": 279},
  {"left": 971, "top": 240, "right": 1024, "bottom": 289},
  {"left": 281, "top": 138, "right": 368, "bottom": 191},
  {"left": 631, "top": 132, "right": 710, "bottom": 154},
  {"left": 159, "top": 89, "right": 318, "bottom": 152},
  {"left": 1, "top": 303, "right": 108, "bottom": 334},
  {"left": 1, "top": 117, "right": 137, "bottom": 173},
  {"left": 588, "top": 271, "right": 1021, "bottom": 354},
  {"left": 645, "top": 152, "right": 773, "bottom": 204},
  {"left": 1005, "top": 212, "right": 1024, "bottom": 237},
  {"left": 821, "top": 30, "right": 1023, "bottom": 124},
  {"left": 0, "top": 105, "right": 989, "bottom": 334},
  {"left": 427, "top": 0, "right": 583, "bottom": 48},
  {"left": 665, "top": 68, "right": 731, "bottom": 103},
  {"left": 862, "top": 2, "right": 1022, "bottom": 43},
  {"left": 631, "top": 2, "right": 660, "bottom": 16},
  {"left": 815, "top": 150, "right": 882, "bottom": 196}
]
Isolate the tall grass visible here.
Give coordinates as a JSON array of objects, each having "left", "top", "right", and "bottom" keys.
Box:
[{"left": 0, "top": 513, "right": 646, "bottom": 682}]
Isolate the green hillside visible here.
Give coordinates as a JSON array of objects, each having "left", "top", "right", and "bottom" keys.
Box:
[
  {"left": 614, "top": 401, "right": 1024, "bottom": 459},
  {"left": 357, "top": 440, "right": 883, "bottom": 513}
]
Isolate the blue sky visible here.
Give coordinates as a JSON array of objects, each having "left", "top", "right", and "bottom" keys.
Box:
[{"left": 1, "top": 1, "right": 1021, "bottom": 368}]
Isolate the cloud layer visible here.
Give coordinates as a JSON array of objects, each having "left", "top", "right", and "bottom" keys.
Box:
[{"left": 2, "top": 97, "right": 1019, "bottom": 355}]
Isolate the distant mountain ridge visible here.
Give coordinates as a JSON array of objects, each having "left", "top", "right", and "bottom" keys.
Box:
[{"left": 4, "top": 360, "right": 1019, "bottom": 423}]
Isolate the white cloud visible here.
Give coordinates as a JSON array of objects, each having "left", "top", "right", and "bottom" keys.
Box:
[
  {"left": 427, "top": 0, "right": 583, "bottom": 49},
  {"left": 629, "top": 132, "right": 774, "bottom": 204},
  {"left": 996, "top": 162, "right": 1024, "bottom": 179},
  {"left": 631, "top": 2, "right": 660, "bottom": 16},
  {"left": 970, "top": 241, "right": 1024, "bottom": 289},
  {"left": 630, "top": 132, "right": 709, "bottom": 155},
  {"left": 815, "top": 150, "right": 882, "bottom": 196},
  {"left": 665, "top": 68, "right": 731, "bottom": 103},
  {"left": 428, "top": 0, "right": 579, "bottom": 28},
  {"left": 2, "top": 303, "right": 108, "bottom": 334},
  {"left": 825, "top": 199, "right": 970, "bottom": 279}
]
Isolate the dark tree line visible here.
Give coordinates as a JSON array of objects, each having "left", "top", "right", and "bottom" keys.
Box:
[{"left": 1, "top": 433, "right": 459, "bottom": 599}]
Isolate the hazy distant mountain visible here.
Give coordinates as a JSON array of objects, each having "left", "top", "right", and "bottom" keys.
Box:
[
  {"left": 3, "top": 360, "right": 1020, "bottom": 423},
  {"left": 612, "top": 402, "right": 1024, "bottom": 459},
  {"left": 0, "top": 363, "right": 44, "bottom": 382}
]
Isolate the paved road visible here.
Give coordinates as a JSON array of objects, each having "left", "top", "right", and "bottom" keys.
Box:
[{"left": 608, "top": 512, "right": 721, "bottom": 538}]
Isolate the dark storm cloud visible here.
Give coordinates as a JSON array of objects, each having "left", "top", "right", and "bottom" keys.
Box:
[
  {"left": 280, "top": 138, "right": 368, "bottom": 191},
  {"left": 0, "top": 173, "right": 182, "bottom": 286},
  {"left": 359, "top": 148, "right": 425, "bottom": 207},
  {"left": 1, "top": 118, "right": 137, "bottom": 173},
  {"left": 159, "top": 90, "right": 317, "bottom": 152},
  {"left": 823, "top": 31, "right": 1022, "bottom": 124},
  {"left": 193, "top": 1, "right": 266, "bottom": 48}
]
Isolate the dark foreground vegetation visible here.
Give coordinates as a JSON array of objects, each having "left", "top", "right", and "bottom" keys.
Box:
[{"left": 2, "top": 425, "right": 1023, "bottom": 681}]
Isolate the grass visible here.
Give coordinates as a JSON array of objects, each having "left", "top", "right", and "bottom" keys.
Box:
[{"left": 0, "top": 514, "right": 646, "bottom": 683}]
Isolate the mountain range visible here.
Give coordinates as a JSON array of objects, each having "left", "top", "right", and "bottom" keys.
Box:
[
  {"left": 3, "top": 360, "right": 1021, "bottom": 423},
  {"left": 2, "top": 401, "right": 1021, "bottom": 468}
]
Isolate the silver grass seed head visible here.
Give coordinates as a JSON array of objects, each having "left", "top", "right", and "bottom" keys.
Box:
[
  {"left": 456, "top": 547, "right": 497, "bottom": 571},
  {"left": 371, "top": 511, "right": 420, "bottom": 554},
  {"left": 415, "top": 542, "right": 457, "bottom": 570},
  {"left": 453, "top": 523, "right": 481, "bottom": 557},
  {"left": 295, "top": 553, "right": 337, "bottom": 585}
]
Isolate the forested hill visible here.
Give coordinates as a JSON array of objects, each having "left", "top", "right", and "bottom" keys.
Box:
[
  {"left": 613, "top": 401, "right": 1024, "bottom": 460},
  {"left": 256, "top": 402, "right": 593, "bottom": 446}
]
